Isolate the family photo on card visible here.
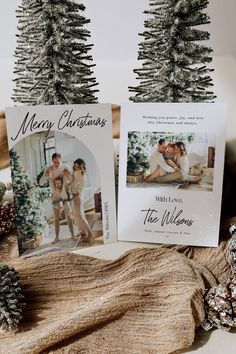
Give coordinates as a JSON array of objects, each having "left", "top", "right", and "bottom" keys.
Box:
[
  {"left": 127, "top": 131, "right": 215, "bottom": 191},
  {"left": 5, "top": 104, "right": 116, "bottom": 257},
  {"left": 118, "top": 103, "right": 227, "bottom": 247},
  {"left": 4, "top": 102, "right": 227, "bottom": 255}
]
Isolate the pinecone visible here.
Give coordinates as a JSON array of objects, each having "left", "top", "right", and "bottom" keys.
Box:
[
  {"left": 227, "top": 225, "right": 236, "bottom": 273},
  {"left": 202, "top": 225, "right": 236, "bottom": 331},
  {"left": 0, "top": 201, "right": 16, "bottom": 235},
  {"left": 0, "top": 182, "right": 6, "bottom": 203},
  {"left": 0, "top": 264, "right": 25, "bottom": 330},
  {"left": 202, "top": 278, "right": 236, "bottom": 331}
]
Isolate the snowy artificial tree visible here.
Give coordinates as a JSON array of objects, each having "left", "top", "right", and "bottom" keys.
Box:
[
  {"left": 9, "top": 149, "right": 46, "bottom": 244},
  {"left": 12, "top": 0, "right": 98, "bottom": 105},
  {"left": 129, "top": 0, "right": 215, "bottom": 103},
  {"left": 13, "top": 0, "right": 40, "bottom": 104},
  {"left": 127, "top": 132, "right": 150, "bottom": 175}
]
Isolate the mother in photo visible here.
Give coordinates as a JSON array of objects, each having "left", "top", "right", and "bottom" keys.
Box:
[{"left": 67, "top": 158, "right": 94, "bottom": 243}]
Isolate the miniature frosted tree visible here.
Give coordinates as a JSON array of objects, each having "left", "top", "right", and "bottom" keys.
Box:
[
  {"left": 13, "top": 0, "right": 40, "bottom": 104},
  {"left": 12, "top": 0, "right": 98, "bottom": 105},
  {"left": 9, "top": 149, "right": 46, "bottom": 242},
  {"left": 129, "top": 0, "right": 215, "bottom": 102}
]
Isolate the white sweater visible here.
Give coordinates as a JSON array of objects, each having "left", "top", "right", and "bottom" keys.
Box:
[
  {"left": 176, "top": 155, "right": 189, "bottom": 179},
  {"left": 70, "top": 171, "right": 85, "bottom": 195}
]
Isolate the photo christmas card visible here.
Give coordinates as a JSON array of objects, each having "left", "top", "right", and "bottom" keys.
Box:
[
  {"left": 118, "top": 103, "right": 227, "bottom": 247},
  {"left": 5, "top": 104, "right": 116, "bottom": 257}
]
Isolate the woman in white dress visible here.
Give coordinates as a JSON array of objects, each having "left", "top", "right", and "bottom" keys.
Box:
[{"left": 68, "top": 158, "right": 94, "bottom": 243}]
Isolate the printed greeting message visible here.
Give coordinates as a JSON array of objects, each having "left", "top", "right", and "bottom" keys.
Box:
[{"left": 143, "top": 115, "right": 205, "bottom": 126}]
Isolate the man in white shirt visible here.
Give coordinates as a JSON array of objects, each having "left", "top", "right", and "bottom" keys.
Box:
[
  {"left": 146, "top": 139, "right": 182, "bottom": 183},
  {"left": 40, "top": 153, "right": 76, "bottom": 243}
]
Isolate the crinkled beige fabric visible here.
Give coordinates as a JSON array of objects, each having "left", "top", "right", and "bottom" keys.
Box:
[{"left": 0, "top": 232, "right": 231, "bottom": 354}]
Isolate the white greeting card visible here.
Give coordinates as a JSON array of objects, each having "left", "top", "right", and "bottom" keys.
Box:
[
  {"left": 118, "top": 103, "right": 227, "bottom": 247},
  {"left": 5, "top": 104, "right": 116, "bottom": 257}
]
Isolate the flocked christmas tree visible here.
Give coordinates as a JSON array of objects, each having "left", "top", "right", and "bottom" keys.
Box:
[
  {"left": 127, "top": 132, "right": 150, "bottom": 175},
  {"left": 12, "top": 0, "right": 98, "bottom": 105},
  {"left": 13, "top": 0, "right": 39, "bottom": 104},
  {"left": 9, "top": 150, "right": 46, "bottom": 245},
  {"left": 129, "top": 0, "right": 215, "bottom": 102}
]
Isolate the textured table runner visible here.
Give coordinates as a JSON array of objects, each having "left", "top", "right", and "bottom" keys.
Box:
[{"left": 0, "top": 232, "right": 232, "bottom": 354}]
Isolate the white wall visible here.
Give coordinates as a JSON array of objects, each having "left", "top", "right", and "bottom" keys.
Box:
[
  {"left": 14, "top": 131, "right": 101, "bottom": 190},
  {"left": 54, "top": 131, "right": 100, "bottom": 192}
]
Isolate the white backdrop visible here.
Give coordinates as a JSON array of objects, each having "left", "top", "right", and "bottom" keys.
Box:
[{"left": 0, "top": 0, "right": 236, "bottom": 157}]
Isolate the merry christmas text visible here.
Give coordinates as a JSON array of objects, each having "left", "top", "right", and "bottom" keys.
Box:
[{"left": 11, "top": 110, "right": 107, "bottom": 141}]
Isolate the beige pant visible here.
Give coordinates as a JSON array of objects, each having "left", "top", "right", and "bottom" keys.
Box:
[
  {"left": 155, "top": 170, "right": 183, "bottom": 183},
  {"left": 72, "top": 193, "right": 94, "bottom": 241},
  {"left": 53, "top": 202, "right": 74, "bottom": 237}
]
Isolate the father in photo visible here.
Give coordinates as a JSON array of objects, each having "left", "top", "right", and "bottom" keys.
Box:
[{"left": 40, "top": 152, "right": 76, "bottom": 243}]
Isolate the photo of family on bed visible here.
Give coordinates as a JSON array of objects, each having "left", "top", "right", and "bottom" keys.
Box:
[
  {"left": 11, "top": 130, "right": 103, "bottom": 257},
  {"left": 126, "top": 131, "right": 215, "bottom": 191}
]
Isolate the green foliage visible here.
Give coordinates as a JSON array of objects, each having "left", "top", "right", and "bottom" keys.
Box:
[
  {"left": 127, "top": 132, "right": 150, "bottom": 175},
  {"left": 148, "top": 132, "right": 195, "bottom": 148},
  {"left": 37, "top": 187, "right": 51, "bottom": 203},
  {"left": 37, "top": 165, "right": 49, "bottom": 187},
  {"left": 9, "top": 149, "right": 46, "bottom": 241},
  {"left": 129, "top": 0, "right": 215, "bottom": 102}
]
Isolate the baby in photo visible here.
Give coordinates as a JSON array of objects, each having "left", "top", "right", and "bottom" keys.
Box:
[{"left": 51, "top": 176, "right": 71, "bottom": 215}]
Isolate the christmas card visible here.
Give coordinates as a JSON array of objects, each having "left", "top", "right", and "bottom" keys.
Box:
[
  {"left": 5, "top": 104, "right": 116, "bottom": 257},
  {"left": 118, "top": 103, "right": 227, "bottom": 247}
]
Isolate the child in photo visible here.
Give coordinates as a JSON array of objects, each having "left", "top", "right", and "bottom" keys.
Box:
[
  {"left": 67, "top": 158, "right": 94, "bottom": 244},
  {"left": 52, "top": 176, "right": 70, "bottom": 215},
  {"left": 50, "top": 175, "right": 76, "bottom": 244}
]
